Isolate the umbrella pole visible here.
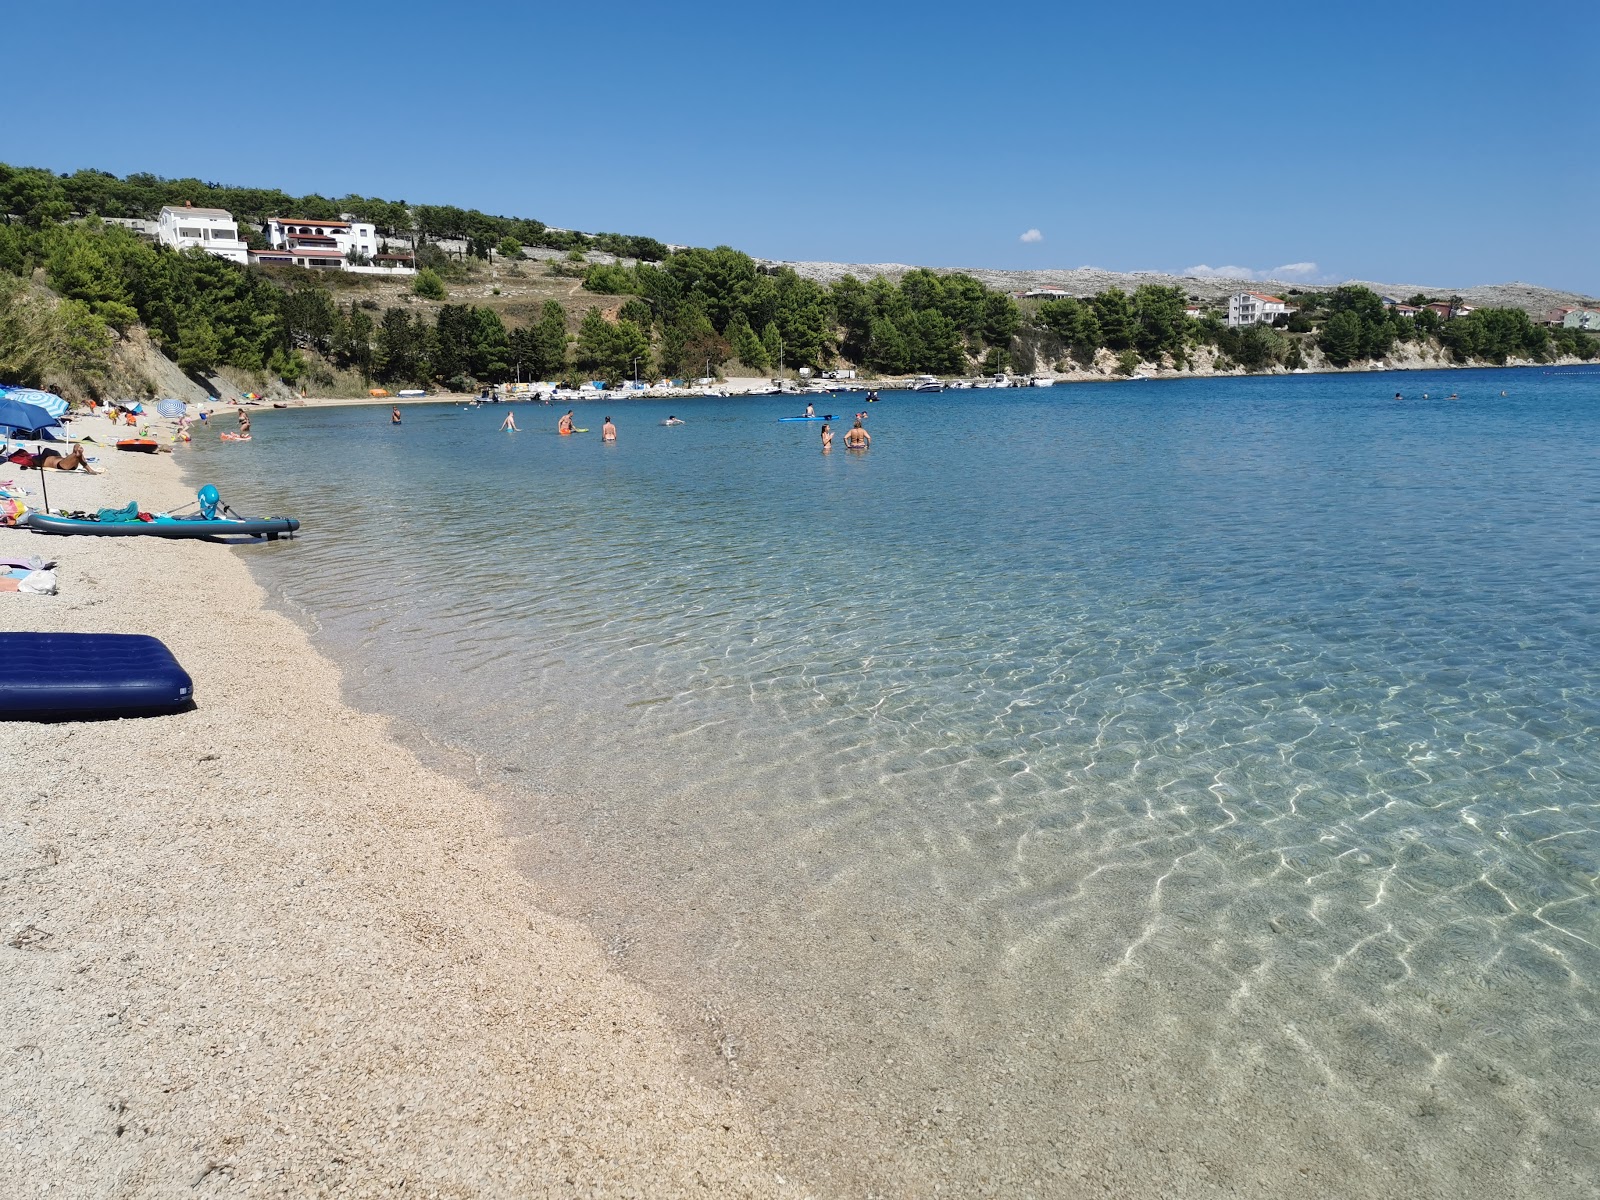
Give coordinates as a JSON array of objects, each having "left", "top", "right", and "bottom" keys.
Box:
[{"left": 36, "top": 462, "right": 49, "bottom": 515}]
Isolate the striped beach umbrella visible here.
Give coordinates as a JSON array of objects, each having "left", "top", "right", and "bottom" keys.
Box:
[{"left": 0, "top": 385, "right": 68, "bottom": 419}]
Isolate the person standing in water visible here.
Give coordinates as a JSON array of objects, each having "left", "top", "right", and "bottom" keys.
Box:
[
  {"left": 236, "top": 408, "right": 251, "bottom": 435},
  {"left": 391, "top": 406, "right": 402, "bottom": 425},
  {"left": 602, "top": 416, "right": 616, "bottom": 442},
  {"left": 844, "top": 418, "right": 870, "bottom": 449},
  {"left": 500, "top": 410, "right": 519, "bottom": 431},
  {"left": 820, "top": 423, "right": 833, "bottom": 451},
  {"left": 559, "top": 410, "right": 575, "bottom": 435}
]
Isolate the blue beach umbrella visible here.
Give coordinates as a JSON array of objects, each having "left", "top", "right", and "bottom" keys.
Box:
[
  {"left": 157, "top": 398, "right": 187, "bottom": 419},
  {"left": 0, "top": 386, "right": 68, "bottom": 419},
  {"left": 0, "top": 395, "right": 58, "bottom": 436}
]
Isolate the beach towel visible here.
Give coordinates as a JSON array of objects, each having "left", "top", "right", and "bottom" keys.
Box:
[{"left": 97, "top": 501, "right": 140, "bottom": 524}]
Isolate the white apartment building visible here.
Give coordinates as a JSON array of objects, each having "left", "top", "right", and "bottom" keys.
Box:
[
  {"left": 265, "top": 216, "right": 379, "bottom": 261},
  {"left": 156, "top": 203, "right": 249, "bottom": 264},
  {"left": 1226, "top": 292, "right": 1291, "bottom": 327}
]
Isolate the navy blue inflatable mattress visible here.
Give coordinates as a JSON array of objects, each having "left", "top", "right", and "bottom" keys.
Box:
[{"left": 0, "top": 633, "right": 194, "bottom": 719}]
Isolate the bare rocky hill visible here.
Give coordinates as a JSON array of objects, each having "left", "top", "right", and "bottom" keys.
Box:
[{"left": 757, "top": 259, "right": 1597, "bottom": 317}]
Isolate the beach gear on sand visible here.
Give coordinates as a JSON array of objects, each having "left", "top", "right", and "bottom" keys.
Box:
[
  {"left": 0, "top": 632, "right": 193, "bottom": 719},
  {"left": 116, "top": 438, "right": 160, "bottom": 453},
  {"left": 22, "top": 511, "right": 299, "bottom": 539},
  {"left": 21, "top": 483, "right": 299, "bottom": 540}
]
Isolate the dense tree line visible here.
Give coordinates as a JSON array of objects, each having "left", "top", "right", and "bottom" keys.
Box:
[
  {"left": 578, "top": 248, "right": 1021, "bottom": 377},
  {"left": 3, "top": 160, "right": 1594, "bottom": 393},
  {"left": 1018, "top": 282, "right": 1595, "bottom": 374},
  {"left": 0, "top": 160, "right": 666, "bottom": 260}
]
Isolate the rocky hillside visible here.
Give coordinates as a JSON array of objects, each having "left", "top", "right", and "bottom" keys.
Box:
[{"left": 759, "top": 260, "right": 1596, "bottom": 318}]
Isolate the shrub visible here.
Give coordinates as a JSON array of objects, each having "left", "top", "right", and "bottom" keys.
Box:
[{"left": 413, "top": 269, "right": 447, "bottom": 300}]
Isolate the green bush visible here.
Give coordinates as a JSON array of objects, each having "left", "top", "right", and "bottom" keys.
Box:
[{"left": 413, "top": 268, "right": 447, "bottom": 300}]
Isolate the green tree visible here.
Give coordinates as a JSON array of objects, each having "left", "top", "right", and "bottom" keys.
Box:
[
  {"left": 726, "top": 312, "right": 769, "bottom": 371},
  {"left": 866, "top": 317, "right": 911, "bottom": 374},
  {"left": 413, "top": 268, "right": 447, "bottom": 300},
  {"left": 175, "top": 317, "right": 223, "bottom": 373},
  {"left": 1090, "top": 290, "right": 1135, "bottom": 351},
  {"left": 496, "top": 236, "right": 524, "bottom": 261},
  {"left": 1318, "top": 311, "right": 1363, "bottom": 366},
  {"left": 1132, "top": 284, "right": 1188, "bottom": 359}
]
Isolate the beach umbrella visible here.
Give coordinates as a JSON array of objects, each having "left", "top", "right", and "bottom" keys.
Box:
[
  {"left": 0, "top": 395, "right": 58, "bottom": 434},
  {"left": 157, "top": 398, "right": 187, "bottom": 419},
  {"left": 0, "top": 386, "right": 68, "bottom": 419}
]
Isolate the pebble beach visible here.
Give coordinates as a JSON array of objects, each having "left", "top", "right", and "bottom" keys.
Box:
[{"left": 1, "top": 417, "right": 794, "bottom": 1198}]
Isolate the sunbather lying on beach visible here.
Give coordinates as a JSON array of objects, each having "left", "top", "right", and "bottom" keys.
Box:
[{"left": 9, "top": 446, "right": 100, "bottom": 474}]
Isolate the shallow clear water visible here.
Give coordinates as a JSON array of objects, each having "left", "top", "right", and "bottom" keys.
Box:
[{"left": 191, "top": 370, "right": 1600, "bottom": 1198}]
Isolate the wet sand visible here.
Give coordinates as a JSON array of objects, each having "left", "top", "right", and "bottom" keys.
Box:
[{"left": 1, "top": 419, "right": 796, "bottom": 1197}]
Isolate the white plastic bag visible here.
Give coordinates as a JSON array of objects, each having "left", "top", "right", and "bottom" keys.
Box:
[{"left": 18, "top": 569, "right": 57, "bottom": 595}]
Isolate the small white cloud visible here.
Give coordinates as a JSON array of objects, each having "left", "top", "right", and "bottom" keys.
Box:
[
  {"left": 1184, "top": 264, "right": 1257, "bottom": 279},
  {"left": 1183, "top": 261, "right": 1326, "bottom": 283},
  {"left": 1019, "top": 228, "right": 1043, "bottom": 244}
]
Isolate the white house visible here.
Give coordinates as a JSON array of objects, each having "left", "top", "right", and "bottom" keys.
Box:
[
  {"left": 156, "top": 203, "right": 249, "bottom": 264},
  {"left": 265, "top": 216, "right": 379, "bottom": 261},
  {"left": 1563, "top": 309, "right": 1600, "bottom": 331},
  {"left": 1226, "top": 292, "right": 1291, "bottom": 327}
]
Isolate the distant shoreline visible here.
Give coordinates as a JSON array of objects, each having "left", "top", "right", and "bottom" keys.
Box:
[{"left": 283, "top": 357, "right": 1592, "bottom": 409}]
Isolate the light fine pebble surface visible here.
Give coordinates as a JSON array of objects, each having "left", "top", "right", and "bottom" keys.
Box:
[{"left": 0, "top": 422, "right": 795, "bottom": 1198}]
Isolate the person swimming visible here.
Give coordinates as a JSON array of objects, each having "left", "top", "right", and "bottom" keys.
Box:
[{"left": 662, "top": 416, "right": 685, "bottom": 426}]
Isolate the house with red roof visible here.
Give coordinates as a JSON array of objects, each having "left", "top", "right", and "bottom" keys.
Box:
[{"left": 1226, "top": 292, "right": 1292, "bottom": 327}]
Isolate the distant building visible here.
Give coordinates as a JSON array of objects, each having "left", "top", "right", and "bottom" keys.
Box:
[
  {"left": 260, "top": 216, "right": 413, "bottom": 274},
  {"left": 1226, "top": 292, "right": 1291, "bottom": 327},
  {"left": 250, "top": 246, "right": 345, "bottom": 270},
  {"left": 1022, "top": 287, "right": 1073, "bottom": 299},
  {"left": 1546, "top": 307, "right": 1575, "bottom": 326},
  {"left": 156, "top": 203, "right": 249, "bottom": 264},
  {"left": 1391, "top": 304, "right": 1421, "bottom": 318},
  {"left": 265, "top": 216, "right": 379, "bottom": 262},
  {"left": 1184, "top": 305, "right": 1205, "bottom": 318},
  {"left": 1563, "top": 309, "right": 1600, "bottom": 331}
]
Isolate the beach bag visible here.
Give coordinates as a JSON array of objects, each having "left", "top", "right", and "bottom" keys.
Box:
[{"left": 0, "top": 497, "right": 24, "bottom": 527}]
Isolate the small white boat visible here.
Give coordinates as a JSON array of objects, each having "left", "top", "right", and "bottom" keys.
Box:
[
  {"left": 910, "top": 375, "right": 944, "bottom": 392},
  {"left": 1029, "top": 376, "right": 1055, "bottom": 388}
]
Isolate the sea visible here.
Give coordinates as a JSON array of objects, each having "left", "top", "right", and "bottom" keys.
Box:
[{"left": 185, "top": 368, "right": 1599, "bottom": 1198}]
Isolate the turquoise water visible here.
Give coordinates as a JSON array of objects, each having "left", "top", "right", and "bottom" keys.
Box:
[{"left": 190, "top": 370, "right": 1599, "bottom": 1198}]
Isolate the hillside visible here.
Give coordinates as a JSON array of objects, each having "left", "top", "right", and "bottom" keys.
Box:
[{"left": 757, "top": 260, "right": 1598, "bottom": 318}]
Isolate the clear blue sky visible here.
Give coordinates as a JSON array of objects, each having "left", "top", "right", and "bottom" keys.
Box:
[{"left": 8, "top": 1, "right": 1596, "bottom": 293}]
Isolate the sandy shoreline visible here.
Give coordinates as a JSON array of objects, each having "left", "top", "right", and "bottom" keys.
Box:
[{"left": 2, "top": 417, "right": 795, "bottom": 1197}]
